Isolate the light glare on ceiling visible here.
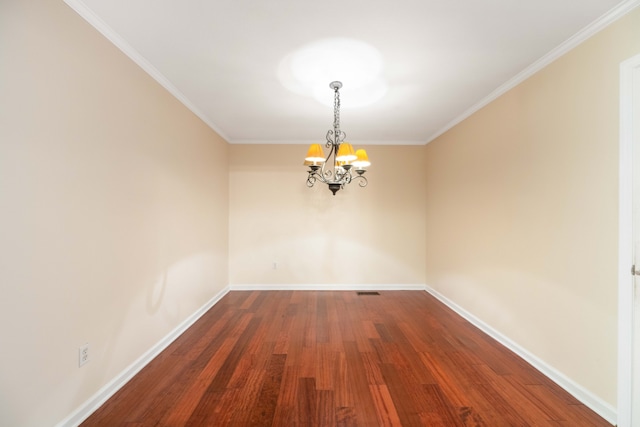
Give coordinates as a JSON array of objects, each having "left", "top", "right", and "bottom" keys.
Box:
[{"left": 278, "top": 37, "right": 388, "bottom": 108}]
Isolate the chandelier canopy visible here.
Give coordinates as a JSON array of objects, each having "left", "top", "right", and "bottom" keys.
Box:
[{"left": 304, "top": 81, "right": 370, "bottom": 195}]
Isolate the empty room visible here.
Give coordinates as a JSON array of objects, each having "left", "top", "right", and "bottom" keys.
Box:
[{"left": 2, "top": 0, "right": 640, "bottom": 426}]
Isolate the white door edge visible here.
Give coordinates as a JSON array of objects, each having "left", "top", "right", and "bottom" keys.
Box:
[{"left": 618, "top": 52, "right": 640, "bottom": 427}]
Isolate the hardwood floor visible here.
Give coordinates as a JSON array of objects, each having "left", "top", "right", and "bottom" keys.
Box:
[{"left": 81, "top": 291, "right": 611, "bottom": 426}]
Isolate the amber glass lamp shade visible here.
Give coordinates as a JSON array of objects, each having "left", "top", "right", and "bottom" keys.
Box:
[
  {"left": 352, "top": 149, "right": 371, "bottom": 168},
  {"left": 304, "top": 144, "right": 326, "bottom": 165},
  {"left": 336, "top": 143, "right": 357, "bottom": 162}
]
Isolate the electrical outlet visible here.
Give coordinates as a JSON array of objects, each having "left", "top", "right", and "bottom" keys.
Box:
[{"left": 79, "top": 343, "right": 89, "bottom": 367}]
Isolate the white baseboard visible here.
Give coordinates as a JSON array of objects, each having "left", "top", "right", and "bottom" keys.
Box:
[
  {"left": 57, "top": 284, "right": 615, "bottom": 426},
  {"left": 56, "top": 285, "right": 231, "bottom": 427},
  {"left": 229, "top": 284, "right": 427, "bottom": 291},
  {"left": 423, "top": 285, "right": 616, "bottom": 426}
]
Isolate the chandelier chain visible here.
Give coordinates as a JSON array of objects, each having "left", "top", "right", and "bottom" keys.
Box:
[{"left": 333, "top": 86, "right": 340, "bottom": 138}]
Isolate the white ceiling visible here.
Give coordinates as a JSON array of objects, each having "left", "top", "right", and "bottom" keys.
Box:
[{"left": 66, "top": 0, "right": 634, "bottom": 145}]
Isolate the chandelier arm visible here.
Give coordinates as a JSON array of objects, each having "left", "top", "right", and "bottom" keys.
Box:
[
  {"left": 306, "top": 171, "right": 317, "bottom": 187},
  {"left": 325, "top": 142, "right": 337, "bottom": 182},
  {"left": 325, "top": 130, "right": 334, "bottom": 149},
  {"left": 324, "top": 138, "right": 336, "bottom": 160},
  {"left": 316, "top": 162, "right": 331, "bottom": 183},
  {"left": 307, "top": 168, "right": 330, "bottom": 187},
  {"left": 353, "top": 175, "right": 368, "bottom": 187}
]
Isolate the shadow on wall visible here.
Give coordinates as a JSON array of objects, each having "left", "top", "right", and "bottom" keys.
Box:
[
  {"left": 60, "top": 251, "right": 222, "bottom": 425},
  {"left": 102, "top": 251, "right": 220, "bottom": 375},
  {"left": 432, "top": 267, "right": 614, "bottom": 388},
  {"left": 232, "top": 235, "right": 423, "bottom": 285}
]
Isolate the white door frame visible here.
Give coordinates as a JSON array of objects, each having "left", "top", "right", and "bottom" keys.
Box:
[{"left": 618, "top": 52, "right": 640, "bottom": 427}]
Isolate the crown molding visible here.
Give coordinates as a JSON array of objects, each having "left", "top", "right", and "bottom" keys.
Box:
[
  {"left": 64, "top": 0, "right": 639, "bottom": 147},
  {"left": 425, "top": 0, "right": 640, "bottom": 144},
  {"left": 63, "top": 0, "right": 231, "bottom": 143}
]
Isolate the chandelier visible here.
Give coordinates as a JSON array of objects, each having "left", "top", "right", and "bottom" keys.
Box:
[{"left": 304, "top": 81, "right": 371, "bottom": 195}]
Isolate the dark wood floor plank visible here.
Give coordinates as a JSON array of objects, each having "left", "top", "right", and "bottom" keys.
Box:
[
  {"left": 298, "top": 346, "right": 317, "bottom": 378},
  {"left": 315, "top": 344, "right": 337, "bottom": 391},
  {"left": 261, "top": 291, "right": 292, "bottom": 343},
  {"left": 378, "top": 362, "right": 425, "bottom": 425},
  {"left": 238, "top": 290, "right": 260, "bottom": 310},
  {"left": 335, "top": 406, "right": 358, "bottom": 427},
  {"left": 333, "top": 350, "right": 355, "bottom": 409},
  {"left": 316, "top": 389, "right": 337, "bottom": 427},
  {"left": 82, "top": 353, "right": 181, "bottom": 425},
  {"left": 525, "top": 384, "right": 607, "bottom": 426},
  {"left": 273, "top": 297, "right": 296, "bottom": 355},
  {"left": 419, "top": 383, "right": 468, "bottom": 426},
  {"left": 224, "top": 367, "right": 268, "bottom": 425},
  {"left": 81, "top": 291, "right": 612, "bottom": 427},
  {"left": 198, "top": 316, "right": 261, "bottom": 394},
  {"left": 345, "top": 300, "right": 376, "bottom": 354},
  {"left": 360, "top": 351, "right": 385, "bottom": 385},
  {"left": 377, "top": 321, "right": 439, "bottom": 385},
  {"left": 325, "top": 292, "right": 346, "bottom": 349},
  {"left": 249, "top": 353, "right": 286, "bottom": 426},
  {"left": 368, "top": 384, "right": 402, "bottom": 426},
  {"left": 159, "top": 336, "right": 240, "bottom": 425},
  {"left": 334, "top": 297, "right": 356, "bottom": 343},
  {"left": 270, "top": 364, "right": 299, "bottom": 426},
  {"left": 169, "top": 307, "right": 237, "bottom": 359},
  {"left": 418, "top": 350, "right": 475, "bottom": 408},
  {"left": 297, "top": 377, "right": 318, "bottom": 425},
  {"left": 316, "top": 294, "right": 330, "bottom": 344},
  {"left": 343, "top": 340, "right": 382, "bottom": 425},
  {"left": 162, "top": 313, "right": 252, "bottom": 425},
  {"left": 475, "top": 363, "right": 556, "bottom": 423},
  {"left": 470, "top": 381, "right": 538, "bottom": 426}
]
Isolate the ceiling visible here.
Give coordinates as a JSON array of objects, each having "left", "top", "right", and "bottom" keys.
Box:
[{"left": 66, "top": 0, "right": 632, "bottom": 145}]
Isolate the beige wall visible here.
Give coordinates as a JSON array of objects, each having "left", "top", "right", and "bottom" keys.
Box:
[
  {"left": 424, "top": 8, "right": 640, "bottom": 407},
  {"left": 2, "top": 0, "right": 639, "bottom": 424},
  {"left": 0, "top": 2, "right": 229, "bottom": 426},
  {"left": 229, "top": 144, "right": 426, "bottom": 286}
]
